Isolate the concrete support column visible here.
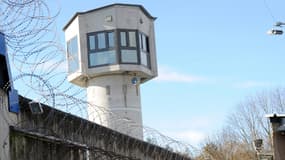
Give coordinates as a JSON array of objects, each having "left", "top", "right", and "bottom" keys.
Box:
[{"left": 87, "top": 74, "right": 143, "bottom": 139}]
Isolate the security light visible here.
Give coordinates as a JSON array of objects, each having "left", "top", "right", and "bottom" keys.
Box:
[
  {"left": 29, "top": 101, "right": 43, "bottom": 114},
  {"left": 267, "top": 29, "right": 283, "bottom": 35}
]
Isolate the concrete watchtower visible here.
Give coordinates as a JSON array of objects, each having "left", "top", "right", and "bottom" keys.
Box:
[{"left": 63, "top": 4, "right": 157, "bottom": 139}]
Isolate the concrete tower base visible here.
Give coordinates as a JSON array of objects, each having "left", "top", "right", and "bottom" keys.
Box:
[{"left": 87, "top": 74, "right": 143, "bottom": 139}]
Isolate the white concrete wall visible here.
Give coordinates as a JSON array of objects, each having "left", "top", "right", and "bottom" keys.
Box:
[
  {"left": 64, "top": 17, "right": 87, "bottom": 87},
  {"left": 80, "top": 5, "right": 158, "bottom": 79},
  {"left": 0, "top": 90, "right": 17, "bottom": 160},
  {"left": 87, "top": 75, "right": 143, "bottom": 139}
]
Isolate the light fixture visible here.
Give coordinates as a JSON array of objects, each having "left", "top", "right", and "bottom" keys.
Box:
[
  {"left": 267, "top": 21, "right": 285, "bottom": 35},
  {"left": 267, "top": 29, "right": 283, "bottom": 35},
  {"left": 131, "top": 77, "right": 138, "bottom": 85},
  {"left": 29, "top": 101, "right": 43, "bottom": 114}
]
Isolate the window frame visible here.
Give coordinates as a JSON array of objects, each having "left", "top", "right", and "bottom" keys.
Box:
[
  {"left": 87, "top": 30, "right": 117, "bottom": 67},
  {"left": 67, "top": 35, "right": 79, "bottom": 73},
  {"left": 86, "top": 29, "right": 151, "bottom": 69},
  {"left": 139, "top": 32, "right": 151, "bottom": 69},
  {"left": 117, "top": 29, "right": 140, "bottom": 65}
]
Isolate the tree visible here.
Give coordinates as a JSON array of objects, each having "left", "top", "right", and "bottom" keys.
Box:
[
  {"left": 196, "top": 127, "right": 255, "bottom": 160},
  {"left": 228, "top": 88, "right": 285, "bottom": 152},
  {"left": 196, "top": 88, "right": 285, "bottom": 160}
]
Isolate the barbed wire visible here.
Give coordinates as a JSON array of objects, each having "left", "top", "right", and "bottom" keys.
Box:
[{"left": 0, "top": 0, "right": 198, "bottom": 159}]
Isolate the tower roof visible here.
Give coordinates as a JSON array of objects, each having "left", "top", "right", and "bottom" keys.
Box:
[{"left": 63, "top": 3, "right": 156, "bottom": 31}]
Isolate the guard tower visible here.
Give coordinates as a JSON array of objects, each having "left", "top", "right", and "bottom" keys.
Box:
[{"left": 63, "top": 4, "right": 157, "bottom": 139}]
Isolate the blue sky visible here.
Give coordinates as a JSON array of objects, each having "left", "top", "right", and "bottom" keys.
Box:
[{"left": 13, "top": 0, "right": 285, "bottom": 147}]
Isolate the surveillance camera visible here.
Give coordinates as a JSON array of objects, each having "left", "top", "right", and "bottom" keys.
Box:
[{"left": 131, "top": 77, "right": 138, "bottom": 85}]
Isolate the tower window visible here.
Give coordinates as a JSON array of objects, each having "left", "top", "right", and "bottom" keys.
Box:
[
  {"left": 129, "top": 31, "right": 137, "bottom": 47},
  {"left": 67, "top": 35, "right": 79, "bottom": 73},
  {"left": 86, "top": 29, "right": 151, "bottom": 68},
  {"left": 88, "top": 31, "right": 116, "bottom": 67},
  {"left": 89, "top": 35, "right": 95, "bottom": 50},
  {"left": 119, "top": 30, "right": 138, "bottom": 64},
  {"left": 108, "top": 32, "right": 114, "bottom": 48},
  {"left": 97, "top": 32, "right": 106, "bottom": 49},
  {"left": 121, "top": 50, "right": 138, "bottom": 63},
  {"left": 120, "top": 32, "right": 127, "bottom": 46},
  {"left": 139, "top": 32, "right": 150, "bottom": 68}
]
